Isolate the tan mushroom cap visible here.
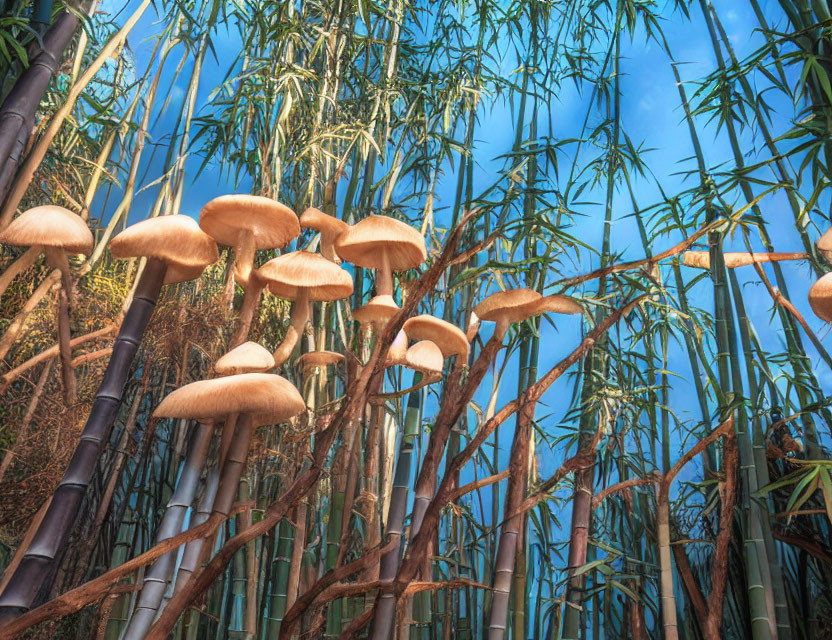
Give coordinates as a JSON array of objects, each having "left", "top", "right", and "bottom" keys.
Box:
[
  {"left": 404, "top": 340, "right": 443, "bottom": 376},
  {"left": 403, "top": 315, "right": 468, "bottom": 359},
  {"left": 0, "top": 205, "right": 93, "bottom": 254},
  {"left": 535, "top": 294, "right": 583, "bottom": 316},
  {"left": 296, "top": 350, "right": 345, "bottom": 369},
  {"left": 818, "top": 228, "right": 832, "bottom": 261},
  {"left": 300, "top": 207, "right": 349, "bottom": 236},
  {"left": 809, "top": 272, "right": 832, "bottom": 322},
  {"left": 199, "top": 194, "right": 300, "bottom": 249},
  {"left": 352, "top": 294, "right": 400, "bottom": 325},
  {"left": 110, "top": 215, "right": 220, "bottom": 283},
  {"left": 258, "top": 251, "right": 353, "bottom": 301},
  {"left": 334, "top": 214, "right": 427, "bottom": 270},
  {"left": 385, "top": 329, "right": 409, "bottom": 366},
  {"left": 153, "top": 373, "right": 304, "bottom": 426},
  {"left": 473, "top": 289, "right": 543, "bottom": 324},
  {"left": 215, "top": 342, "right": 275, "bottom": 375}
]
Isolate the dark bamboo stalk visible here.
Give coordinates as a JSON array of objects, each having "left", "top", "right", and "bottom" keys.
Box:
[
  {"left": 0, "top": 10, "right": 78, "bottom": 206},
  {"left": 487, "top": 399, "right": 535, "bottom": 639},
  {"left": 0, "top": 258, "right": 167, "bottom": 619}
]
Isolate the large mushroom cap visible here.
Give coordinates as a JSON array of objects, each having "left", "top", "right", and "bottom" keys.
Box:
[
  {"left": 0, "top": 205, "right": 93, "bottom": 254},
  {"left": 404, "top": 340, "right": 443, "bottom": 376},
  {"left": 300, "top": 207, "right": 348, "bottom": 236},
  {"left": 334, "top": 214, "right": 427, "bottom": 270},
  {"left": 215, "top": 342, "right": 275, "bottom": 375},
  {"left": 110, "top": 216, "right": 219, "bottom": 279},
  {"left": 258, "top": 251, "right": 353, "bottom": 301},
  {"left": 809, "top": 273, "right": 832, "bottom": 322},
  {"left": 153, "top": 373, "right": 304, "bottom": 425},
  {"left": 352, "top": 294, "right": 400, "bottom": 325},
  {"left": 296, "top": 350, "right": 345, "bottom": 370},
  {"left": 473, "top": 289, "right": 542, "bottom": 324},
  {"left": 200, "top": 194, "right": 300, "bottom": 249},
  {"left": 403, "top": 315, "right": 468, "bottom": 359}
]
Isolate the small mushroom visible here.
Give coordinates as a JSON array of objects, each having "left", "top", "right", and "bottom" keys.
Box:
[
  {"left": 473, "top": 288, "right": 582, "bottom": 341},
  {"left": 295, "top": 350, "right": 345, "bottom": 371},
  {"left": 109, "top": 215, "right": 220, "bottom": 284},
  {"left": 214, "top": 341, "right": 275, "bottom": 376},
  {"left": 258, "top": 250, "right": 353, "bottom": 366},
  {"left": 300, "top": 207, "right": 348, "bottom": 262},
  {"left": 809, "top": 272, "right": 832, "bottom": 322},
  {"left": 200, "top": 194, "right": 300, "bottom": 289},
  {"left": 334, "top": 214, "right": 426, "bottom": 296},
  {"left": 403, "top": 314, "right": 469, "bottom": 360},
  {"left": 352, "top": 294, "right": 401, "bottom": 327},
  {"left": 0, "top": 205, "right": 94, "bottom": 403},
  {"left": 403, "top": 340, "right": 443, "bottom": 377},
  {"left": 385, "top": 329, "right": 409, "bottom": 367}
]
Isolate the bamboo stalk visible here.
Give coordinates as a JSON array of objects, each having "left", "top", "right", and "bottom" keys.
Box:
[{"left": 0, "top": 258, "right": 167, "bottom": 618}]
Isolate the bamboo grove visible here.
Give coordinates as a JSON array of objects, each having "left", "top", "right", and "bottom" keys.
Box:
[{"left": 0, "top": 0, "right": 831, "bottom": 638}]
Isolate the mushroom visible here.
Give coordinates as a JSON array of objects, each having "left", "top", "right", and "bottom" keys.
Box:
[
  {"left": 258, "top": 250, "right": 353, "bottom": 366},
  {"left": 403, "top": 314, "right": 469, "bottom": 360},
  {"left": 214, "top": 341, "right": 275, "bottom": 376},
  {"left": 199, "top": 194, "right": 300, "bottom": 289},
  {"left": 295, "top": 350, "right": 345, "bottom": 371},
  {"left": 385, "top": 329, "right": 409, "bottom": 367},
  {"left": 809, "top": 272, "right": 832, "bottom": 322},
  {"left": 153, "top": 373, "right": 305, "bottom": 542},
  {"left": 473, "top": 288, "right": 582, "bottom": 341},
  {"left": 109, "top": 215, "right": 220, "bottom": 285},
  {"left": 403, "top": 340, "right": 444, "bottom": 377},
  {"left": 682, "top": 250, "right": 807, "bottom": 269},
  {"left": 0, "top": 205, "right": 93, "bottom": 402},
  {"left": 300, "top": 207, "right": 348, "bottom": 262},
  {"left": 352, "top": 294, "right": 401, "bottom": 327},
  {"left": 334, "top": 214, "right": 426, "bottom": 296}
]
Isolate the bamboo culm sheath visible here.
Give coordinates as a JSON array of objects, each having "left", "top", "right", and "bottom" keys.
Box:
[
  {"left": 120, "top": 419, "right": 213, "bottom": 639},
  {"left": 0, "top": 258, "right": 167, "bottom": 618}
]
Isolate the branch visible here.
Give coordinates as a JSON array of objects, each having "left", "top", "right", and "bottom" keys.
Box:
[
  {"left": 0, "top": 503, "right": 251, "bottom": 639},
  {"left": 592, "top": 475, "right": 659, "bottom": 510},
  {"left": 452, "top": 470, "right": 510, "bottom": 501}
]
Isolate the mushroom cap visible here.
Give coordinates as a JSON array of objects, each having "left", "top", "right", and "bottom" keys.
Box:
[
  {"left": 352, "top": 294, "right": 400, "bottom": 325},
  {"left": 215, "top": 342, "right": 275, "bottom": 375},
  {"left": 199, "top": 194, "right": 300, "bottom": 249},
  {"left": 404, "top": 340, "right": 444, "bottom": 375},
  {"left": 473, "top": 289, "right": 543, "bottom": 324},
  {"left": 258, "top": 251, "right": 354, "bottom": 301},
  {"left": 295, "top": 350, "right": 345, "bottom": 369},
  {"left": 403, "top": 315, "right": 468, "bottom": 359},
  {"left": 818, "top": 228, "right": 832, "bottom": 260},
  {"left": 809, "top": 272, "right": 832, "bottom": 322},
  {"left": 153, "top": 373, "right": 304, "bottom": 425},
  {"left": 334, "top": 215, "right": 427, "bottom": 270},
  {"left": 385, "top": 329, "right": 409, "bottom": 366},
  {"left": 300, "top": 207, "right": 349, "bottom": 236},
  {"left": 535, "top": 294, "right": 583, "bottom": 316},
  {"left": 0, "top": 205, "right": 93, "bottom": 254},
  {"left": 110, "top": 216, "right": 220, "bottom": 282}
]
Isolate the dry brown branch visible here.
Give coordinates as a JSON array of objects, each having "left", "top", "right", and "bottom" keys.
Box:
[
  {"left": 0, "top": 323, "right": 117, "bottom": 388},
  {"left": 591, "top": 475, "right": 659, "bottom": 510},
  {"left": 451, "top": 470, "right": 510, "bottom": 501},
  {"left": 69, "top": 347, "right": 112, "bottom": 368},
  {"left": 0, "top": 503, "right": 252, "bottom": 639}
]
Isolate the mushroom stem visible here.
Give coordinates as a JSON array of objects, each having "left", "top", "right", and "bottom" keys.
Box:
[
  {"left": 229, "top": 277, "right": 264, "bottom": 349},
  {"left": 375, "top": 250, "right": 393, "bottom": 296},
  {"left": 44, "top": 247, "right": 76, "bottom": 404},
  {"left": 493, "top": 317, "right": 510, "bottom": 343},
  {"left": 233, "top": 228, "right": 257, "bottom": 289},
  {"left": 320, "top": 231, "right": 339, "bottom": 262},
  {"left": 273, "top": 289, "right": 310, "bottom": 367}
]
